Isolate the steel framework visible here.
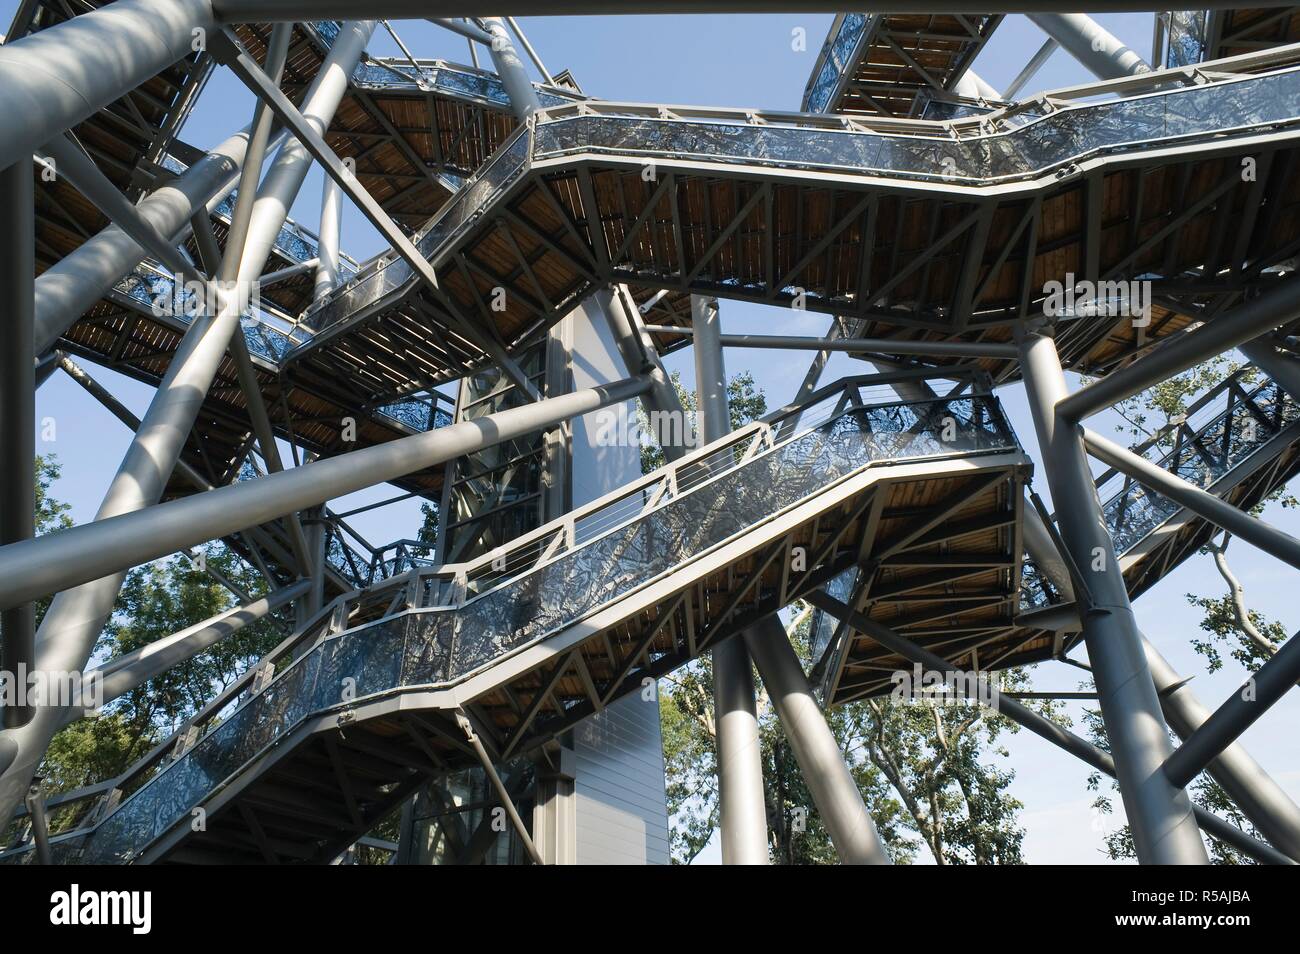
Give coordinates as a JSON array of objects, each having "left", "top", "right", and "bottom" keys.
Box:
[{"left": 1, "top": 4, "right": 1299, "bottom": 867}]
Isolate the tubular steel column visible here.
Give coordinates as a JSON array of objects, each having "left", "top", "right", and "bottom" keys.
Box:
[
  {"left": 1027, "top": 13, "right": 1150, "bottom": 80},
  {"left": 314, "top": 174, "right": 343, "bottom": 302},
  {"left": 482, "top": 17, "right": 541, "bottom": 119},
  {"left": 0, "top": 0, "right": 219, "bottom": 171},
  {"left": 1, "top": 160, "right": 35, "bottom": 729},
  {"left": 1241, "top": 339, "right": 1300, "bottom": 401},
  {"left": 1017, "top": 325, "right": 1208, "bottom": 864},
  {"left": 691, "top": 295, "right": 769, "bottom": 864},
  {"left": 600, "top": 287, "right": 690, "bottom": 463},
  {"left": 952, "top": 69, "right": 999, "bottom": 100},
  {"left": 306, "top": 507, "right": 328, "bottom": 616},
  {"left": 743, "top": 616, "right": 890, "bottom": 864}
]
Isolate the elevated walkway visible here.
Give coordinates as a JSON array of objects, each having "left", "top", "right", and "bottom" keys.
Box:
[
  {"left": 803, "top": 13, "right": 1004, "bottom": 118},
  {"left": 816, "top": 363, "right": 1300, "bottom": 704},
  {"left": 291, "top": 48, "right": 1300, "bottom": 395},
  {"left": 0, "top": 376, "right": 1026, "bottom": 863}
]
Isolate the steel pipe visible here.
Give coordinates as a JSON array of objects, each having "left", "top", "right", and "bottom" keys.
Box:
[
  {"left": 1019, "top": 327, "right": 1208, "bottom": 864},
  {"left": 84, "top": 580, "right": 310, "bottom": 711},
  {"left": 1057, "top": 280, "right": 1300, "bottom": 422},
  {"left": 744, "top": 615, "right": 890, "bottom": 864},
  {"left": 1002, "top": 38, "right": 1059, "bottom": 99},
  {"left": 455, "top": 711, "right": 544, "bottom": 865},
  {"left": 481, "top": 17, "right": 541, "bottom": 119},
  {"left": 1024, "top": 502, "right": 1300, "bottom": 860},
  {"left": 1241, "top": 339, "right": 1300, "bottom": 401},
  {"left": 1163, "top": 629, "right": 1300, "bottom": 789},
  {"left": 428, "top": 17, "right": 492, "bottom": 44},
  {"left": 213, "top": 26, "right": 540, "bottom": 400},
  {"left": 1, "top": 161, "right": 35, "bottom": 729},
  {"left": 0, "top": 378, "right": 650, "bottom": 611},
  {"left": 0, "top": 0, "right": 217, "bottom": 172},
  {"left": 806, "top": 591, "right": 1291, "bottom": 866},
  {"left": 33, "top": 124, "right": 290, "bottom": 356},
  {"left": 693, "top": 294, "right": 769, "bottom": 864},
  {"left": 505, "top": 16, "right": 554, "bottom": 85},
  {"left": 314, "top": 175, "right": 343, "bottom": 302},
  {"left": 0, "top": 22, "right": 376, "bottom": 831},
  {"left": 1027, "top": 13, "right": 1150, "bottom": 80},
  {"left": 641, "top": 327, "right": 1019, "bottom": 359},
  {"left": 952, "top": 69, "right": 999, "bottom": 100},
  {"left": 38, "top": 135, "right": 206, "bottom": 287},
  {"left": 601, "top": 288, "right": 691, "bottom": 462}
]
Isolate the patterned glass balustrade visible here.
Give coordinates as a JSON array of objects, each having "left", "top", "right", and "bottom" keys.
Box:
[
  {"left": 6, "top": 382, "right": 1018, "bottom": 863},
  {"left": 1018, "top": 367, "right": 1300, "bottom": 610},
  {"left": 1098, "top": 369, "right": 1300, "bottom": 555},
  {"left": 803, "top": 13, "right": 871, "bottom": 113},
  {"left": 309, "top": 20, "right": 342, "bottom": 48},
  {"left": 302, "top": 63, "right": 1300, "bottom": 341},
  {"left": 1167, "top": 10, "right": 1209, "bottom": 68}
]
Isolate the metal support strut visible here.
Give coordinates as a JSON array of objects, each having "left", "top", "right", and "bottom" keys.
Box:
[
  {"left": 692, "top": 294, "right": 769, "bottom": 864},
  {"left": 1017, "top": 325, "right": 1208, "bottom": 864}
]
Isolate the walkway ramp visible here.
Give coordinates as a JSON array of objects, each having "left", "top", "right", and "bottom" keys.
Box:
[
  {"left": 294, "top": 48, "right": 1300, "bottom": 393},
  {"left": 0, "top": 376, "right": 1026, "bottom": 863}
]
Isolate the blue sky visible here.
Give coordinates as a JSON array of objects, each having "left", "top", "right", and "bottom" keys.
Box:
[{"left": 8, "top": 6, "right": 1298, "bottom": 863}]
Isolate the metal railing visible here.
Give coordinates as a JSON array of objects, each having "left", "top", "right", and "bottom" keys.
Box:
[
  {"left": 1019, "top": 365, "right": 1300, "bottom": 609},
  {"left": 1, "top": 375, "right": 1018, "bottom": 864},
  {"left": 301, "top": 53, "right": 1300, "bottom": 342}
]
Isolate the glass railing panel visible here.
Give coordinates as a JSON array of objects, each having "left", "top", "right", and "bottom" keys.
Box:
[
  {"left": 302, "top": 128, "right": 533, "bottom": 337},
  {"left": 805, "top": 13, "right": 871, "bottom": 114},
  {"left": 810, "top": 566, "right": 857, "bottom": 663},
  {"left": 1166, "top": 10, "right": 1208, "bottom": 68},
  {"left": 1098, "top": 377, "right": 1300, "bottom": 557},
  {"left": 1164, "top": 68, "right": 1300, "bottom": 136},
  {"left": 44, "top": 393, "right": 1019, "bottom": 863},
  {"left": 447, "top": 396, "right": 1016, "bottom": 678},
  {"left": 304, "top": 67, "right": 1300, "bottom": 329}
]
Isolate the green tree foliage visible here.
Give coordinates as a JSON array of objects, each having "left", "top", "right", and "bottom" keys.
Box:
[
  {"left": 414, "top": 500, "right": 439, "bottom": 559},
  {"left": 661, "top": 606, "right": 1030, "bottom": 864},
  {"left": 33, "top": 455, "right": 73, "bottom": 629}
]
